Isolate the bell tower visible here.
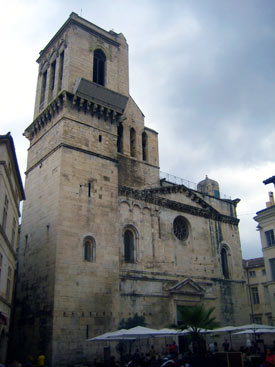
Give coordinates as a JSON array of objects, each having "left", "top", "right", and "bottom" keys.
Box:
[{"left": 14, "top": 12, "right": 160, "bottom": 366}]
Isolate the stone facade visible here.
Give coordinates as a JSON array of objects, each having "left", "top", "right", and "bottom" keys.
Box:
[
  {"left": 0, "top": 134, "right": 25, "bottom": 363},
  {"left": 13, "top": 13, "right": 249, "bottom": 366}
]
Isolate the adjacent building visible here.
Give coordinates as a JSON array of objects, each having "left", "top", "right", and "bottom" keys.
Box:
[
  {"left": 243, "top": 257, "right": 272, "bottom": 325},
  {"left": 254, "top": 176, "right": 275, "bottom": 324},
  {"left": 0, "top": 133, "right": 25, "bottom": 362},
  {"left": 12, "top": 13, "right": 249, "bottom": 366}
]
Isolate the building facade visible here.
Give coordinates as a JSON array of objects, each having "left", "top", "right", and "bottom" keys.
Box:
[
  {"left": 254, "top": 177, "right": 275, "bottom": 324},
  {"left": 243, "top": 257, "right": 272, "bottom": 325},
  {"left": 0, "top": 133, "right": 25, "bottom": 363},
  {"left": 13, "top": 13, "right": 249, "bottom": 366}
]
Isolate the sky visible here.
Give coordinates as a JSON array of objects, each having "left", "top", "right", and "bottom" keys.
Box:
[{"left": 1, "top": 0, "right": 274, "bottom": 259}]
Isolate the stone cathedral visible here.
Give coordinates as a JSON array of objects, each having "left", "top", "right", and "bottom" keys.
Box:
[{"left": 13, "top": 13, "right": 249, "bottom": 366}]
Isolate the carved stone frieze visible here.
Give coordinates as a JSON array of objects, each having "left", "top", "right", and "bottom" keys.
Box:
[{"left": 118, "top": 185, "right": 239, "bottom": 225}]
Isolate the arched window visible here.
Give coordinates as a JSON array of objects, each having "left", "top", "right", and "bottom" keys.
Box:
[
  {"left": 84, "top": 237, "right": 96, "bottom": 262},
  {"left": 117, "top": 123, "right": 123, "bottom": 153},
  {"left": 130, "top": 128, "right": 136, "bottom": 157},
  {"left": 142, "top": 132, "right": 148, "bottom": 161},
  {"left": 221, "top": 247, "right": 229, "bottom": 279},
  {"left": 93, "top": 49, "right": 106, "bottom": 86},
  {"left": 124, "top": 229, "right": 135, "bottom": 263}
]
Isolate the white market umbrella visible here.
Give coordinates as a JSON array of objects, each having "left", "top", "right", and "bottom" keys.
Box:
[
  {"left": 87, "top": 329, "right": 136, "bottom": 341},
  {"left": 118, "top": 326, "right": 172, "bottom": 338},
  {"left": 234, "top": 324, "right": 275, "bottom": 331},
  {"left": 90, "top": 326, "right": 171, "bottom": 341},
  {"left": 233, "top": 328, "right": 275, "bottom": 335},
  {"left": 155, "top": 328, "right": 182, "bottom": 336},
  {"left": 178, "top": 327, "right": 213, "bottom": 334},
  {"left": 208, "top": 326, "right": 238, "bottom": 333},
  {"left": 88, "top": 326, "right": 184, "bottom": 342}
]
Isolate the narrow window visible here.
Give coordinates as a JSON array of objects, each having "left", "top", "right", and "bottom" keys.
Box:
[
  {"left": 270, "top": 258, "right": 275, "bottom": 281},
  {"left": 158, "top": 217, "right": 161, "bottom": 239},
  {"left": 0, "top": 253, "right": 3, "bottom": 286},
  {"left": 221, "top": 247, "right": 229, "bottom": 279},
  {"left": 265, "top": 286, "right": 271, "bottom": 304},
  {"left": 50, "top": 60, "right": 56, "bottom": 92},
  {"left": 58, "top": 51, "right": 64, "bottom": 91},
  {"left": 251, "top": 287, "right": 260, "bottom": 304},
  {"left": 88, "top": 183, "right": 91, "bottom": 198},
  {"left": 254, "top": 316, "right": 262, "bottom": 324},
  {"left": 40, "top": 70, "right": 47, "bottom": 104},
  {"left": 117, "top": 123, "right": 123, "bottom": 153},
  {"left": 84, "top": 237, "right": 96, "bottom": 262},
  {"left": 130, "top": 128, "right": 136, "bottom": 157},
  {"left": 99, "top": 135, "right": 102, "bottom": 143},
  {"left": 2, "top": 195, "right": 9, "bottom": 231},
  {"left": 6, "top": 266, "right": 12, "bottom": 300},
  {"left": 11, "top": 218, "right": 16, "bottom": 248},
  {"left": 214, "top": 190, "right": 220, "bottom": 199},
  {"left": 142, "top": 132, "right": 148, "bottom": 161},
  {"left": 84, "top": 241, "right": 91, "bottom": 261},
  {"left": 265, "top": 230, "right": 275, "bottom": 247},
  {"left": 23, "top": 234, "right": 28, "bottom": 256},
  {"left": 124, "top": 229, "right": 135, "bottom": 263},
  {"left": 267, "top": 314, "right": 273, "bottom": 326},
  {"left": 93, "top": 49, "right": 106, "bottom": 86}
]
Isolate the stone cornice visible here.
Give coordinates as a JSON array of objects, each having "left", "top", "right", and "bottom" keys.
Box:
[
  {"left": 118, "top": 185, "right": 239, "bottom": 225},
  {"left": 25, "top": 143, "right": 118, "bottom": 175},
  {"left": 24, "top": 90, "right": 124, "bottom": 141}
]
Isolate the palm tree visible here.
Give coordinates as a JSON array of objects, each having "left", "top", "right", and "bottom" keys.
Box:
[{"left": 177, "top": 304, "right": 219, "bottom": 355}]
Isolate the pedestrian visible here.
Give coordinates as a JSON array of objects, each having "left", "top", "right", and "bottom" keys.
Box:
[
  {"left": 149, "top": 346, "right": 156, "bottom": 361},
  {"left": 37, "top": 353, "right": 45, "bottom": 367},
  {"left": 208, "top": 341, "right": 215, "bottom": 354},
  {"left": 170, "top": 342, "right": 178, "bottom": 358},
  {"left": 110, "top": 356, "right": 117, "bottom": 367},
  {"left": 222, "top": 339, "right": 229, "bottom": 352},
  {"left": 265, "top": 349, "right": 275, "bottom": 367}
]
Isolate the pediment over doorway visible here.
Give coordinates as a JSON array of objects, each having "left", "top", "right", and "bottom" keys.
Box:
[{"left": 169, "top": 278, "right": 205, "bottom": 297}]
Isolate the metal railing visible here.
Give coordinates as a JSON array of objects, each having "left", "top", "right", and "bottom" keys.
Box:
[
  {"left": 160, "top": 171, "right": 197, "bottom": 190},
  {"left": 159, "top": 171, "right": 231, "bottom": 200}
]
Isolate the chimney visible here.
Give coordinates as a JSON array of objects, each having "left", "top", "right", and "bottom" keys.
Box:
[{"left": 266, "top": 191, "right": 275, "bottom": 208}]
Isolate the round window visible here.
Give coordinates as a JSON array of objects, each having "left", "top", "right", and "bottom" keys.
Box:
[{"left": 173, "top": 216, "right": 189, "bottom": 240}]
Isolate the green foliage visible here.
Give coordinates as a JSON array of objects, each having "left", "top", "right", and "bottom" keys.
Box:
[
  {"left": 118, "top": 313, "right": 147, "bottom": 329},
  {"left": 178, "top": 304, "right": 219, "bottom": 333},
  {"left": 177, "top": 304, "right": 219, "bottom": 355}
]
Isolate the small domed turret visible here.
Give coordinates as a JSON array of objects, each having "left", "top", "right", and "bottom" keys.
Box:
[{"left": 197, "top": 175, "right": 220, "bottom": 198}]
